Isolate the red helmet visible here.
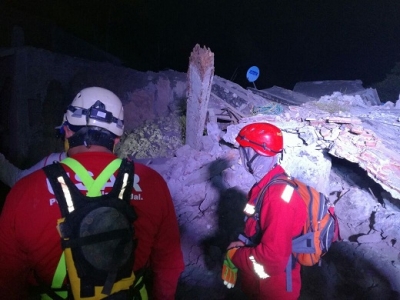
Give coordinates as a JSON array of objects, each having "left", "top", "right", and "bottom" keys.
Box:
[{"left": 235, "top": 123, "right": 283, "bottom": 156}]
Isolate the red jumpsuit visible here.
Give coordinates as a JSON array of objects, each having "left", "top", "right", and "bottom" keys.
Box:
[
  {"left": 0, "top": 152, "right": 184, "bottom": 300},
  {"left": 232, "top": 165, "right": 307, "bottom": 300}
]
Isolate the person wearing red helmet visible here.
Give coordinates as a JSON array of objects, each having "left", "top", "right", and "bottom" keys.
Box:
[{"left": 221, "top": 122, "right": 307, "bottom": 299}]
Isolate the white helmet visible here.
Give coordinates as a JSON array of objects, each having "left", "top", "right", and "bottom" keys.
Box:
[{"left": 65, "top": 87, "right": 124, "bottom": 136}]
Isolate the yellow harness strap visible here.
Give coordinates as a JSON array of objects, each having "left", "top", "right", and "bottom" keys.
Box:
[
  {"left": 40, "top": 253, "right": 68, "bottom": 299},
  {"left": 137, "top": 277, "right": 148, "bottom": 300},
  {"left": 61, "top": 157, "right": 122, "bottom": 197}
]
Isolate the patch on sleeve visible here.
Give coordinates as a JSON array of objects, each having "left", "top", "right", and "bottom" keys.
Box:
[{"left": 281, "top": 185, "right": 294, "bottom": 203}]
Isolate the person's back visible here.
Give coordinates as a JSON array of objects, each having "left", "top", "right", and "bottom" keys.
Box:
[{"left": 0, "top": 87, "right": 184, "bottom": 299}]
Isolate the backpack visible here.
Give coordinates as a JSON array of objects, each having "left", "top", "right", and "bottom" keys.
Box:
[
  {"left": 239, "top": 173, "right": 341, "bottom": 292},
  {"left": 43, "top": 157, "right": 137, "bottom": 299},
  {"left": 286, "top": 176, "right": 340, "bottom": 267}
]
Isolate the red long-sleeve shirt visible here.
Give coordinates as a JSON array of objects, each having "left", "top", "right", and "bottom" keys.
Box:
[
  {"left": 0, "top": 152, "right": 184, "bottom": 300},
  {"left": 232, "top": 165, "right": 307, "bottom": 300}
]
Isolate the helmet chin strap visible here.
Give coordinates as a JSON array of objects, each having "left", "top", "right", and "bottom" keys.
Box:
[
  {"left": 247, "top": 153, "right": 260, "bottom": 174},
  {"left": 68, "top": 128, "right": 115, "bottom": 152},
  {"left": 64, "top": 138, "right": 70, "bottom": 153},
  {"left": 250, "top": 155, "right": 279, "bottom": 182}
]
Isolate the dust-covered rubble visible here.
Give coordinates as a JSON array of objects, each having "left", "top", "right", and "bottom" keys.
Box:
[{"left": 117, "top": 84, "right": 400, "bottom": 298}]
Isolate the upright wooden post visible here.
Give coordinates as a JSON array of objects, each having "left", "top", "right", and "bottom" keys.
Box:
[{"left": 185, "top": 44, "right": 215, "bottom": 150}]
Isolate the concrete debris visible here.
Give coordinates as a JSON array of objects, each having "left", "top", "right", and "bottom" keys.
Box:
[
  {"left": 223, "top": 89, "right": 400, "bottom": 201},
  {"left": 293, "top": 80, "right": 381, "bottom": 105},
  {"left": 294, "top": 80, "right": 366, "bottom": 96},
  {"left": 249, "top": 85, "right": 317, "bottom": 106}
]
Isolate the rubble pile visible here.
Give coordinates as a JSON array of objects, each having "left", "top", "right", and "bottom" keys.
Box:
[{"left": 116, "top": 78, "right": 400, "bottom": 298}]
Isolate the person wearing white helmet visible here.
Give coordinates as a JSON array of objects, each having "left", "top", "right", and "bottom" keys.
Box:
[
  {"left": 0, "top": 87, "right": 184, "bottom": 299},
  {"left": 63, "top": 86, "right": 125, "bottom": 151},
  {"left": 0, "top": 87, "right": 124, "bottom": 187}
]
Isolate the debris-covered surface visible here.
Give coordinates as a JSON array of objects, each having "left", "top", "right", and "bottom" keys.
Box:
[
  {"left": 249, "top": 85, "right": 317, "bottom": 105},
  {"left": 116, "top": 84, "right": 400, "bottom": 299},
  {"left": 2, "top": 46, "right": 400, "bottom": 298}
]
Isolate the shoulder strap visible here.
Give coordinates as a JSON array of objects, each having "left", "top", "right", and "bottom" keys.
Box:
[
  {"left": 43, "top": 162, "right": 72, "bottom": 217},
  {"left": 107, "top": 158, "right": 134, "bottom": 204},
  {"left": 43, "top": 158, "right": 131, "bottom": 217},
  {"left": 253, "top": 173, "right": 297, "bottom": 214},
  {"left": 61, "top": 157, "right": 122, "bottom": 197}
]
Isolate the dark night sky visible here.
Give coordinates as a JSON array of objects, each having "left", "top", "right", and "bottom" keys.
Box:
[{"left": 3, "top": 0, "right": 400, "bottom": 90}]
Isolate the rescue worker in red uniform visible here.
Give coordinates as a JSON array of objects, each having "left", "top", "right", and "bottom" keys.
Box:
[
  {"left": 221, "top": 123, "right": 307, "bottom": 300},
  {"left": 0, "top": 87, "right": 184, "bottom": 299}
]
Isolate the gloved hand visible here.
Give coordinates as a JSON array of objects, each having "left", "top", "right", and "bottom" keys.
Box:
[{"left": 222, "top": 247, "right": 238, "bottom": 289}]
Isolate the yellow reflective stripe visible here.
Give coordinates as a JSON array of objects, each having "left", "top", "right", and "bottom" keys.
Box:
[
  {"left": 244, "top": 203, "right": 255, "bottom": 215},
  {"left": 118, "top": 173, "right": 129, "bottom": 200},
  {"left": 139, "top": 283, "right": 148, "bottom": 300},
  {"left": 61, "top": 157, "right": 122, "bottom": 197},
  {"left": 249, "top": 255, "right": 269, "bottom": 279},
  {"left": 41, "top": 291, "right": 67, "bottom": 300},
  {"left": 88, "top": 158, "right": 121, "bottom": 197},
  {"left": 134, "top": 276, "right": 148, "bottom": 300},
  {"left": 61, "top": 157, "right": 95, "bottom": 189},
  {"left": 57, "top": 176, "right": 74, "bottom": 212},
  {"left": 52, "top": 252, "right": 67, "bottom": 288}
]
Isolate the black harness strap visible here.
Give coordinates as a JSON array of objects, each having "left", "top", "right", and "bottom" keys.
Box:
[
  {"left": 41, "top": 159, "right": 137, "bottom": 299},
  {"left": 61, "top": 228, "right": 131, "bottom": 248}
]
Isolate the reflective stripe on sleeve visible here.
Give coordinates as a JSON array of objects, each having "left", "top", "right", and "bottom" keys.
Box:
[
  {"left": 281, "top": 184, "right": 294, "bottom": 203},
  {"left": 57, "top": 176, "right": 74, "bottom": 212},
  {"left": 244, "top": 203, "right": 255, "bottom": 215},
  {"left": 118, "top": 173, "right": 129, "bottom": 200},
  {"left": 249, "top": 255, "right": 269, "bottom": 279}
]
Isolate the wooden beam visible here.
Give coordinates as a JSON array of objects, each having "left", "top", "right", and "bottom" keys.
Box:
[{"left": 185, "top": 44, "right": 214, "bottom": 150}]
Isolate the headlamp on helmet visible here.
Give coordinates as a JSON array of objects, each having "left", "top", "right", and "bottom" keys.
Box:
[{"left": 64, "top": 87, "right": 124, "bottom": 136}]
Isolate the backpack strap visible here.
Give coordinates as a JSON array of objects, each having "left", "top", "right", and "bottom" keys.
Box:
[
  {"left": 43, "top": 162, "right": 72, "bottom": 217},
  {"left": 253, "top": 173, "right": 296, "bottom": 215},
  {"left": 110, "top": 158, "right": 135, "bottom": 204},
  {"left": 44, "top": 158, "right": 124, "bottom": 217},
  {"left": 239, "top": 173, "right": 296, "bottom": 246}
]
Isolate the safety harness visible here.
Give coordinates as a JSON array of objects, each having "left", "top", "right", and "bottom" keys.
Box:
[{"left": 42, "top": 158, "right": 140, "bottom": 299}]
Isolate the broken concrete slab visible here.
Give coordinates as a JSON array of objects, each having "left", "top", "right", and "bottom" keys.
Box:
[
  {"left": 293, "top": 80, "right": 365, "bottom": 98},
  {"left": 248, "top": 86, "right": 317, "bottom": 106},
  {"left": 348, "top": 87, "right": 381, "bottom": 106},
  {"left": 293, "top": 80, "right": 381, "bottom": 106},
  {"left": 211, "top": 75, "right": 273, "bottom": 117}
]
